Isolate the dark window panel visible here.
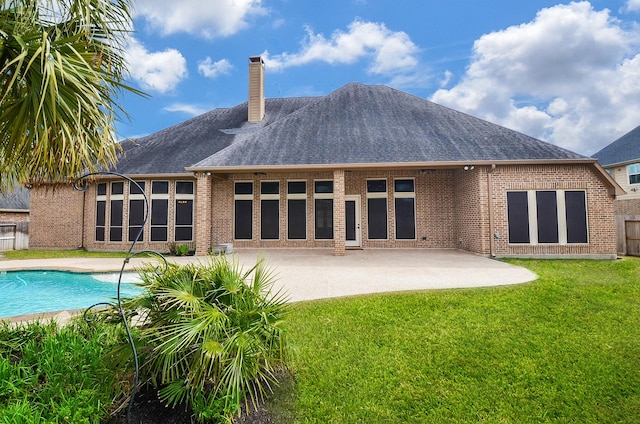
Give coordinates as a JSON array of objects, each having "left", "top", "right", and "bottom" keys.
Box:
[
  {"left": 130, "top": 181, "right": 145, "bottom": 194},
  {"left": 96, "top": 201, "right": 106, "bottom": 226},
  {"left": 97, "top": 183, "right": 107, "bottom": 196},
  {"left": 395, "top": 198, "right": 416, "bottom": 239},
  {"left": 507, "top": 192, "right": 530, "bottom": 243},
  {"left": 110, "top": 227, "right": 122, "bottom": 242},
  {"left": 565, "top": 191, "right": 588, "bottom": 243},
  {"left": 151, "top": 227, "right": 168, "bottom": 242},
  {"left": 315, "top": 198, "right": 333, "bottom": 239},
  {"left": 261, "top": 181, "right": 279, "bottom": 195},
  {"left": 288, "top": 199, "right": 306, "bottom": 239},
  {"left": 151, "top": 199, "right": 168, "bottom": 225},
  {"left": 314, "top": 181, "right": 333, "bottom": 194},
  {"left": 630, "top": 174, "right": 640, "bottom": 184},
  {"left": 111, "top": 182, "right": 124, "bottom": 195},
  {"left": 175, "top": 200, "right": 193, "bottom": 226},
  {"left": 537, "top": 191, "right": 559, "bottom": 243},
  {"left": 288, "top": 181, "right": 306, "bottom": 194},
  {"left": 235, "top": 200, "right": 253, "bottom": 239},
  {"left": 367, "top": 198, "right": 388, "bottom": 239},
  {"left": 129, "top": 199, "right": 145, "bottom": 226},
  {"left": 367, "top": 179, "right": 387, "bottom": 193},
  {"left": 394, "top": 179, "right": 414, "bottom": 193},
  {"left": 175, "top": 227, "right": 193, "bottom": 241},
  {"left": 176, "top": 181, "right": 194, "bottom": 194},
  {"left": 152, "top": 181, "right": 169, "bottom": 194},
  {"left": 345, "top": 200, "right": 356, "bottom": 241},
  {"left": 235, "top": 182, "right": 253, "bottom": 195},
  {"left": 129, "top": 227, "right": 143, "bottom": 242},
  {"left": 110, "top": 200, "right": 123, "bottom": 226},
  {"left": 261, "top": 199, "right": 279, "bottom": 239}
]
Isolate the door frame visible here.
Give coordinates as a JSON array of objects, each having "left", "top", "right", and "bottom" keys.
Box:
[{"left": 345, "top": 195, "right": 362, "bottom": 247}]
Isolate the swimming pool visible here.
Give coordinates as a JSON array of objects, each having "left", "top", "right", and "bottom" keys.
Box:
[{"left": 0, "top": 270, "right": 143, "bottom": 318}]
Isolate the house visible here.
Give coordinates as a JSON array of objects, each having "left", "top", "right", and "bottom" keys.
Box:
[
  {"left": 29, "top": 56, "right": 621, "bottom": 259},
  {"left": 592, "top": 125, "right": 640, "bottom": 255}
]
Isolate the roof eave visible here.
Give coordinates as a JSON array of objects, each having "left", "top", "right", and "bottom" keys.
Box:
[{"left": 186, "top": 158, "right": 599, "bottom": 173}]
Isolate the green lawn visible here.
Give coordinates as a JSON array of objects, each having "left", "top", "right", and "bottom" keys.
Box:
[{"left": 269, "top": 258, "right": 640, "bottom": 423}]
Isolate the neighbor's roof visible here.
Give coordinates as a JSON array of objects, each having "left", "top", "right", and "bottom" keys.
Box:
[
  {"left": 115, "top": 82, "right": 586, "bottom": 175},
  {"left": 591, "top": 125, "right": 640, "bottom": 167},
  {"left": 0, "top": 186, "right": 29, "bottom": 211}
]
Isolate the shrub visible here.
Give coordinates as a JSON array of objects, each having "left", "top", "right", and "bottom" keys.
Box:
[
  {"left": 167, "top": 242, "right": 191, "bottom": 256},
  {"left": 122, "top": 255, "right": 289, "bottom": 422}
]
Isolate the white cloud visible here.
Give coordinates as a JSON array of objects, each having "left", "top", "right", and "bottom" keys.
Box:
[
  {"left": 197, "top": 57, "right": 234, "bottom": 79},
  {"left": 262, "top": 20, "right": 420, "bottom": 77},
  {"left": 431, "top": 2, "right": 640, "bottom": 155},
  {"left": 133, "top": 0, "right": 265, "bottom": 38},
  {"left": 625, "top": 0, "right": 640, "bottom": 12},
  {"left": 125, "top": 39, "right": 187, "bottom": 94},
  {"left": 164, "top": 103, "right": 210, "bottom": 116}
]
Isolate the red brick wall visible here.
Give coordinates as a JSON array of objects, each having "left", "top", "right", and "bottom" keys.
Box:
[{"left": 30, "top": 185, "right": 84, "bottom": 249}]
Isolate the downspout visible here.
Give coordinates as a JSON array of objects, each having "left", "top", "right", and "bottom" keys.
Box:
[
  {"left": 487, "top": 164, "right": 496, "bottom": 257},
  {"left": 80, "top": 187, "right": 86, "bottom": 249}
]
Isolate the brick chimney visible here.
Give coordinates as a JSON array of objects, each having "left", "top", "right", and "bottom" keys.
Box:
[{"left": 248, "top": 56, "right": 265, "bottom": 122}]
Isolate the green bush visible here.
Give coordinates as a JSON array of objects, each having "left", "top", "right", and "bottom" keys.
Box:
[
  {"left": 167, "top": 242, "right": 191, "bottom": 256},
  {"left": 122, "top": 255, "right": 289, "bottom": 422}
]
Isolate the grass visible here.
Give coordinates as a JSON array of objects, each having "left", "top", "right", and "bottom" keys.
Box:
[
  {"left": 268, "top": 257, "right": 640, "bottom": 423},
  {"left": 2, "top": 249, "right": 130, "bottom": 260}
]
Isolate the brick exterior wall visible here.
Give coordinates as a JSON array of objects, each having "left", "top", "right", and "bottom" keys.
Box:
[
  {"left": 0, "top": 211, "right": 28, "bottom": 222},
  {"left": 29, "top": 164, "right": 617, "bottom": 258},
  {"left": 30, "top": 185, "right": 84, "bottom": 249}
]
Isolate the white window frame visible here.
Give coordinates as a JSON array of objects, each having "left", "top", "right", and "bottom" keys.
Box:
[
  {"left": 366, "top": 178, "right": 389, "bottom": 240},
  {"left": 393, "top": 178, "right": 416, "bottom": 240},
  {"left": 628, "top": 163, "right": 640, "bottom": 185},
  {"left": 287, "top": 180, "right": 307, "bottom": 241},
  {"left": 313, "top": 180, "right": 334, "bottom": 241}
]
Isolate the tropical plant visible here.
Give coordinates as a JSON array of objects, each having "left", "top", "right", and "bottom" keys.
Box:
[
  {"left": 121, "top": 255, "right": 289, "bottom": 422},
  {"left": 0, "top": 0, "right": 145, "bottom": 191}
]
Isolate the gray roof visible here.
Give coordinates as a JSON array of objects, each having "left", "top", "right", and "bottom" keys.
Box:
[
  {"left": 0, "top": 186, "right": 29, "bottom": 210},
  {"left": 591, "top": 125, "right": 640, "bottom": 167},
  {"left": 115, "top": 82, "right": 586, "bottom": 175}
]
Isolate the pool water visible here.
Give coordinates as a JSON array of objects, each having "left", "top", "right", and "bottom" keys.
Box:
[{"left": 0, "top": 270, "right": 143, "bottom": 318}]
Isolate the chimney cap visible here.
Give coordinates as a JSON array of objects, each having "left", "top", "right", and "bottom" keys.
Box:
[{"left": 249, "top": 55, "right": 264, "bottom": 64}]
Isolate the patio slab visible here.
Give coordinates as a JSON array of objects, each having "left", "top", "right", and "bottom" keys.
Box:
[{"left": 0, "top": 248, "right": 537, "bottom": 303}]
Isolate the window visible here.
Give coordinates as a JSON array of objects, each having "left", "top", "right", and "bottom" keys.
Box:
[
  {"left": 128, "top": 181, "right": 145, "bottom": 242},
  {"left": 261, "top": 181, "right": 280, "bottom": 240},
  {"left": 235, "top": 182, "right": 253, "bottom": 240},
  {"left": 507, "top": 190, "right": 588, "bottom": 245},
  {"left": 287, "top": 181, "right": 306, "bottom": 240},
  {"left": 151, "top": 181, "right": 169, "bottom": 242},
  {"left": 394, "top": 179, "right": 416, "bottom": 240},
  {"left": 628, "top": 163, "right": 640, "bottom": 185},
  {"left": 109, "top": 182, "right": 124, "bottom": 242},
  {"left": 367, "top": 179, "right": 387, "bottom": 239},
  {"left": 175, "top": 181, "right": 194, "bottom": 241},
  {"left": 95, "top": 183, "right": 106, "bottom": 241},
  {"left": 314, "top": 180, "right": 333, "bottom": 239}
]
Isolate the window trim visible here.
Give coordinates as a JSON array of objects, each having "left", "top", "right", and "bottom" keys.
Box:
[
  {"left": 628, "top": 163, "right": 640, "bottom": 185},
  {"left": 234, "top": 181, "right": 254, "bottom": 240},
  {"left": 260, "top": 180, "right": 280, "bottom": 240},
  {"left": 313, "top": 179, "right": 334, "bottom": 240},
  {"left": 128, "top": 181, "right": 146, "bottom": 242},
  {"left": 174, "top": 180, "right": 194, "bottom": 242},
  {"left": 150, "top": 181, "right": 169, "bottom": 242},
  {"left": 95, "top": 183, "right": 107, "bottom": 242},
  {"left": 393, "top": 178, "right": 416, "bottom": 240},
  {"left": 366, "top": 178, "right": 388, "bottom": 240},
  {"left": 287, "top": 180, "right": 307, "bottom": 240}
]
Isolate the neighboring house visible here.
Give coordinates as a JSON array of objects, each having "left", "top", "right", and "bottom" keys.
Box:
[
  {"left": 0, "top": 186, "right": 30, "bottom": 250},
  {"left": 592, "top": 125, "right": 640, "bottom": 256},
  {"left": 30, "top": 56, "right": 621, "bottom": 258}
]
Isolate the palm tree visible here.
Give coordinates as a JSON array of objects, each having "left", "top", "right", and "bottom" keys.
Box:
[{"left": 0, "top": 0, "right": 144, "bottom": 191}]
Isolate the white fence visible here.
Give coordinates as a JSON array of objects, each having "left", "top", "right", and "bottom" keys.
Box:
[{"left": 0, "top": 222, "right": 29, "bottom": 251}]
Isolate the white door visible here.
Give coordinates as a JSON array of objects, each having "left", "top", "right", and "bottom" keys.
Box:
[{"left": 345, "top": 196, "right": 361, "bottom": 247}]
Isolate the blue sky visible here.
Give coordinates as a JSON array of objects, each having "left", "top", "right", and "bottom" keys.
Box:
[{"left": 118, "top": 0, "right": 640, "bottom": 156}]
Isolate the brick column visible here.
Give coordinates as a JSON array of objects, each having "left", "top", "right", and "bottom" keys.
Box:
[
  {"left": 333, "top": 169, "right": 346, "bottom": 256},
  {"left": 195, "top": 172, "right": 212, "bottom": 256}
]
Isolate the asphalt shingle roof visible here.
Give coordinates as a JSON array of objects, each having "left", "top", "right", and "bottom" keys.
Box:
[
  {"left": 115, "top": 82, "right": 586, "bottom": 175},
  {"left": 0, "top": 186, "right": 29, "bottom": 210},
  {"left": 591, "top": 125, "right": 640, "bottom": 167}
]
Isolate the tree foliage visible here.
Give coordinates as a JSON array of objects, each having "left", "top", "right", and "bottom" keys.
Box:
[{"left": 0, "top": 0, "right": 144, "bottom": 191}]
